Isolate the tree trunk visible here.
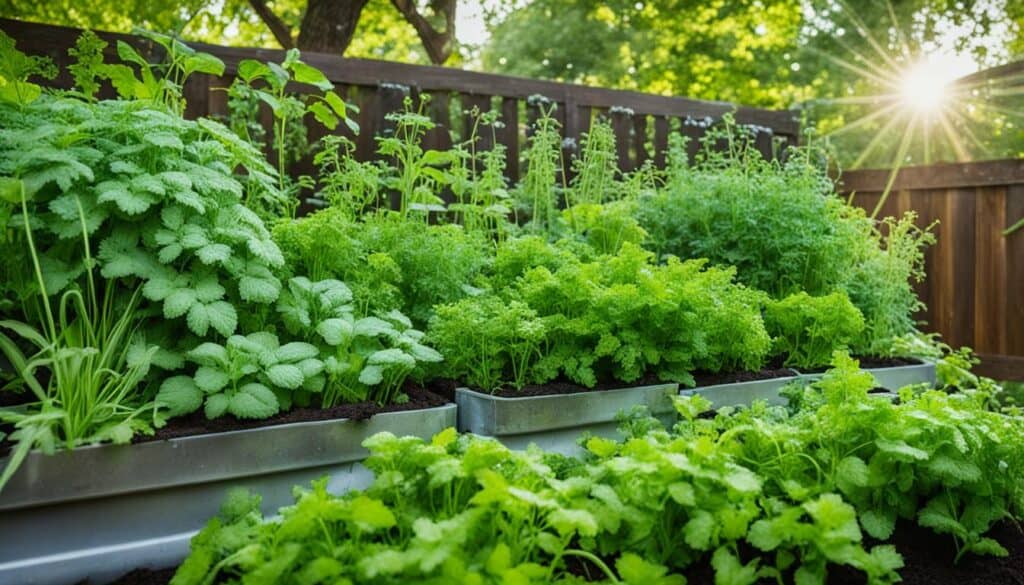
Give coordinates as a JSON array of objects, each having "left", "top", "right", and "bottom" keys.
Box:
[{"left": 296, "top": 0, "right": 370, "bottom": 53}]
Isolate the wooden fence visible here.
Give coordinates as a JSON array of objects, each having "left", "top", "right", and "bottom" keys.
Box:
[
  {"left": 839, "top": 160, "right": 1024, "bottom": 381},
  {"left": 0, "top": 18, "right": 800, "bottom": 181}
]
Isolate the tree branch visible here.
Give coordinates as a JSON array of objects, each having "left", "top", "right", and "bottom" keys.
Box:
[
  {"left": 390, "top": 0, "right": 456, "bottom": 64},
  {"left": 248, "top": 0, "right": 295, "bottom": 49}
]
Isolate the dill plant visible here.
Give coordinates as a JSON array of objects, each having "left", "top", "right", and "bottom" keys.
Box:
[{"left": 636, "top": 116, "right": 934, "bottom": 355}]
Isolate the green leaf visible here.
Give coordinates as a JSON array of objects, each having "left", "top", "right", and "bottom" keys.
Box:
[
  {"left": 183, "top": 52, "right": 225, "bottom": 76},
  {"left": 228, "top": 383, "right": 279, "bottom": 419},
  {"left": 683, "top": 510, "right": 716, "bottom": 550},
  {"left": 308, "top": 101, "right": 338, "bottom": 130},
  {"left": 237, "top": 60, "right": 271, "bottom": 83},
  {"left": 156, "top": 376, "right": 203, "bottom": 416},
  {"left": 194, "top": 366, "right": 230, "bottom": 393},
  {"left": 860, "top": 508, "right": 896, "bottom": 540},
  {"left": 266, "top": 364, "right": 304, "bottom": 390},
  {"left": 290, "top": 61, "right": 333, "bottom": 90},
  {"left": 323, "top": 91, "right": 349, "bottom": 117},
  {"left": 276, "top": 342, "right": 319, "bottom": 362},
  {"left": 0, "top": 177, "right": 24, "bottom": 204},
  {"left": 204, "top": 393, "right": 230, "bottom": 419},
  {"left": 350, "top": 495, "right": 396, "bottom": 531},
  {"left": 710, "top": 547, "right": 759, "bottom": 585},
  {"left": 875, "top": 438, "right": 930, "bottom": 461}
]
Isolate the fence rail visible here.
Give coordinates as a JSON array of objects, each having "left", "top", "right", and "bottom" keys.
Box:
[
  {"left": 0, "top": 18, "right": 800, "bottom": 181},
  {"left": 838, "top": 160, "right": 1024, "bottom": 381}
]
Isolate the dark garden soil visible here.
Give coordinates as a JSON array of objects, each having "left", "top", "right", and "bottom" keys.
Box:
[
  {"left": 827, "top": 519, "right": 1024, "bottom": 585},
  {"left": 0, "top": 383, "right": 449, "bottom": 457},
  {"left": 797, "top": 356, "right": 923, "bottom": 374},
  {"left": 133, "top": 383, "right": 449, "bottom": 444},
  {"left": 490, "top": 372, "right": 675, "bottom": 398}
]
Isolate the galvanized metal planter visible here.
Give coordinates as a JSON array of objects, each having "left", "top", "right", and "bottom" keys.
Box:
[
  {"left": 0, "top": 404, "right": 456, "bottom": 585},
  {"left": 680, "top": 361, "right": 937, "bottom": 409},
  {"left": 456, "top": 383, "right": 679, "bottom": 454},
  {"left": 679, "top": 373, "right": 803, "bottom": 409},
  {"left": 792, "top": 360, "right": 938, "bottom": 390}
]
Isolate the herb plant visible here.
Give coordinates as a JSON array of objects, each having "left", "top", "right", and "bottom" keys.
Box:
[
  {"left": 172, "top": 351, "right": 1023, "bottom": 585},
  {"left": 764, "top": 291, "right": 865, "bottom": 369}
]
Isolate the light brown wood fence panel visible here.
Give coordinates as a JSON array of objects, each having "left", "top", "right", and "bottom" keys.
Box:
[{"left": 839, "top": 160, "right": 1024, "bottom": 380}]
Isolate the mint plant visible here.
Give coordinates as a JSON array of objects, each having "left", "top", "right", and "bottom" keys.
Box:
[
  {"left": 157, "top": 332, "right": 324, "bottom": 420},
  {"left": 0, "top": 33, "right": 288, "bottom": 362}
]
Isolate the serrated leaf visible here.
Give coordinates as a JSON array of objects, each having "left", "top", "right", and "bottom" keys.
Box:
[
  {"left": 351, "top": 495, "right": 396, "bottom": 531},
  {"left": 228, "top": 383, "right": 279, "bottom": 419},
  {"left": 194, "top": 366, "right": 230, "bottom": 393},
  {"left": 266, "top": 364, "right": 304, "bottom": 390},
  {"left": 204, "top": 392, "right": 230, "bottom": 419},
  {"left": 860, "top": 508, "right": 896, "bottom": 540},
  {"left": 188, "top": 342, "right": 229, "bottom": 366},
  {"left": 144, "top": 132, "right": 184, "bottom": 150},
  {"left": 196, "top": 243, "right": 232, "bottom": 265},
  {"left": 165, "top": 288, "right": 198, "bottom": 319},
  {"left": 156, "top": 376, "right": 203, "bottom": 416},
  {"left": 683, "top": 510, "right": 716, "bottom": 550}
]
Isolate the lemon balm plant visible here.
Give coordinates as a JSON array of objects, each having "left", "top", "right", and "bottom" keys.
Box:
[{"left": 0, "top": 30, "right": 288, "bottom": 488}]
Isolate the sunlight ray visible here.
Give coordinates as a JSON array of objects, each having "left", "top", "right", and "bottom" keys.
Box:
[
  {"left": 871, "top": 114, "right": 918, "bottom": 218},
  {"left": 851, "top": 112, "right": 908, "bottom": 169},
  {"left": 822, "top": 102, "right": 903, "bottom": 138},
  {"left": 936, "top": 110, "right": 971, "bottom": 162}
]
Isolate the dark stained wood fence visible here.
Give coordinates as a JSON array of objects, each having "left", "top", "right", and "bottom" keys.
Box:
[
  {"left": 838, "top": 160, "right": 1024, "bottom": 381},
  {"left": 0, "top": 18, "right": 799, "bottom": 181}
]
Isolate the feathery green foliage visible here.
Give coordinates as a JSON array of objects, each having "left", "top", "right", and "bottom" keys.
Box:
[{"left": 429, "top": 241, "right": 770, "bottom": 391}]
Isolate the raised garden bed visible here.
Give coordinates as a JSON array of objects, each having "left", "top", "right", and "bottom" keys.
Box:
[
  {"left": 0, "top": 395, "right": 455, "bottom": 585},
  {"left": 681, "top": 359, "right": 936, "bottom": 409},
  {"left": 456, "top": 382, "right": 679, "bottom": 454}
]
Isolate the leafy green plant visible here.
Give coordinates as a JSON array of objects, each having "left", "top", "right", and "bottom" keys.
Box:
[
  {"left": 0, "top": 33, "right": 289, "bottom": 368},
  {"left": 446, "top": 105, "right": 514, "bottom": 240},
  {"left": 841, "top": 213, "right": 936, "bottom": 357},
  {"left": 567, "top": 117, "right": 619, "bottom": 207},
  {"left": 514, "top": 96, "right": 564, "bottom": 234},
  {"left": 312, "top": 134, "right": 384, "bottom": 218},
  {"left": 429, "top": 296, "right": 546, "bottom": 391},
  {"left": 430, "top": 240, "right": 770, "bottom": 391},
  {"left": 765, "top": 291, "right": 865, "bottom": 369},
  {"left": 157, "top": 332, "right": 323, "bottom": 420},
  {"left": 228, "top": 49, "right": 358, "bottom": 207},
  {"left": 377, "top": 94, "right": 452, "bottom": 220},
  {"left": 275, "top": 276, "right": 442, "bottom": 406},
  {"left": 0, "top": 177, "right": 158, "bottom": 491}
]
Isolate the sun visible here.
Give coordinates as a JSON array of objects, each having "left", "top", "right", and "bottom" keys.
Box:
[{"left": 899, "top": 60, "right": 952, "bottom": 114}]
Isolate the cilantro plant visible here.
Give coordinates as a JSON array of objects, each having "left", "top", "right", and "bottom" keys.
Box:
[{"left": 764, "top": 291, "right": 865, "bottom": 369}]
